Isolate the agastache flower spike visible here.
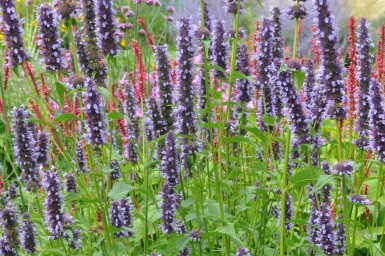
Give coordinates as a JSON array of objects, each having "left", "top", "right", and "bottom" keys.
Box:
[
  {"left": 211, "top": 20, "right": 228, "bottom": 79},
  {"left": 161, "top": 132, "right": 180, "bottom": 186},
  {"left": 83, "top": 77, "right": 107, "bottom": 146},
  {"left": 20, "top": 213, "right": 36, "bottom": 254},
  {"left": 200, "top": 0, "right": 212, "bottom": 32},
  {"left": 145, "top": 97, "right": 166, "bottom": 141},
  {"left": 96, "top": 0, "right": 119, "bottom": 56},
  {"left": 316, "top": 202, "right": 336, "bottom": 255},
  {"left": 160, "top": 182, "right": 180, "bottom": 234},
  {"left": 42, "top": 166, "right": 64, "bottom": 239},
  {"left": 236, "top": 247, "right": 251, "bottom": 256},
  {"left": 110, "top": 160, "right": 121, "bottom": 180},
  {"left": 256, "top": 18, "right": 276, "bottom": 130},
  {"left": 0, "top": 0, "right": 29, "bottom": 67},
  {"left": 235, "top": 44, "right": 252, "bottom": 104},
  {"left": 119, "top": 197, "right": 134, "bottom": 237},
  {"left": 0, "top": 206, "right": 20, "bottom": 256},
  {"left": 224, "top": 0, "right": 243, "bottom": 15},
  {"left": 37, "top": 4, "right": 64, "bottom": 71},
  {"left": 302, "top": 60, "right": 315, "bottom": 113},
  {"left": 109, "top": 200, "right": 124, "bottom": 238},
  {"left": 12, "top": 107, "right": 40, "bottom": 191},
  {"left": 314, "top": 0, "right": 346, "bottom": 119},
  {"left": 272, "top": 7, "right": 284, "bottom": 61},
  {"left": 154, "top": 45, "right": 174, "bottom": 132},
  {"left": 354, "top": 18, "right": 373, "bottom": 149},
  {"left": 75, "top": 141, "right": 88, "bottom": 173},
  {"left": 369, "top": 78, "right": 385, "bottom": 162},
  {"left": 64, "top": 173, "right": 77, "bottom": 193},
  {"left": 334, "top": 214, "right": 346, "bottom": 255},
  {"left": 36, "top": 131, "right": 50, "bottom": 165}
]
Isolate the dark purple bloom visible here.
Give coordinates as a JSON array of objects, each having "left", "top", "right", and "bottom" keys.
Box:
[
  {"left": 123, "top": 121, "right": 139, "bottom": 164},
  {"left": 235, "top": 44, "right": 252, "bottom": 104},
  {"left": 287, "top": 4, "right": 307, "bottom": 20},
  {"left": 37, "top": 4, "right": 64, "bottom": 71},
  {"left": 307, "top": 185, "right": 320, "bottom": 247},
  {"left": 334, "top": 214, "right": 346, "bottom": 255},
  {"left": 74, "top": 31, "right": 89, "bottom": 74},
  {"left": 7, "top": 184, "right": 17, "bottom": 200},
  {"left": 256, "top": 18, "right": 276, "bottom": 130},
  {"left": 179, "top": 247, "right": 191, "bottom": 256},
  {"left": 119, "top": 197, "right": 134, "bottom": 237},
  {"left": 321, "top": 160, "right": 331, "bottom": 174},
  {"left": 302, "top": 60, "right": 315, "bottom": 113},
  {"left": 36, "top": 131, "right": 50, "bottom": 165},
  {"left": 64, "top": 173, "right": 77, "bottom": 193},
  {"left": 110, "top": 160, "right": 121, "bottom": 180},
  {"left": 236, "top": 247, "right": 251, "bottom": 256},
  {"left": 53, "top": 0, "right": 76, "bottom": 20},
  {"left": 286, "top": 59, "right": 302, "bottom": 70},
  {"left": 211, "top": 20, "right": 228, "bottom": 79},
  {"left": 189, "top": 229, "right": 204, "bottom": 242},
  {"left": 308, "top": 69, "right": 328, "bottom": 130},
  {"left": 145, "top": 97, "right": 166, "bottom": 141},
  {"left": 348, "top": 194, "right": 369, "bottom": 205},
  {"left": 154, "top": 45, "right": 173, "bottom": 132},
  {"left": 42, "top": 166, "right": 64, "bottom": 239},
  {"left": 20, "top": 213, "right": 36, "bottom": 254},
  {"left": 96, "top": 0, "right": 119, "bottom": 56},
  {"left": 369, "top": 78, "right": 385, "bottom": 162},
  {"left": 314, "top": 0, "right": 346, "bottom": 119},
  {"left": 0, "top": 207, "right": 20, "bottom": 256},
  {"left": 0, "top": 0, "right": 28, "bottom": 67},
  {"left": 200, "top": 0, "right": 211, "bottom": 32},
  {"left": 160, "top": 132, "right": 179, "bottom": 186},
  {"left": 175, "top": 220, "right": 187, "bottom": 234},
  {"left": 160, "top": 182, "right": 180, "bottom": 234},
  {"left": 12, "top": 107, "right": 40, "bottom": 191},
  {"left": 272, "top": 7, "right": 284, "bottom": 60},
  {"left": 316, "top": 202, "right": 336, "bottom": 255},
  {"left": 333, "top": 161, "right": 353, "bottom": 176},
  {"left": 83, "top": 77, "right": 107, "bottom": 146},
  {"left": 75, "top": 141, "right": 88, "bottom": 173},
  {"left": 284, "top": 192, "right": 293, "bottom": 230},
  {"left": 109, "top": 200, "right": 124, "bottom": 237},
  {"left": 354, "top": 18, "right": 373, "bottom": 149},
  {"left": 224, "top": 0, "right": 243, "bottom": 14}
]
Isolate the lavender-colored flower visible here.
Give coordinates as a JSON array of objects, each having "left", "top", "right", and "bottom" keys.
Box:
[
  {"left": 75, "top": 141, "right": 87, "bottom": 173},
  {"left": 74, "top": 32, "right": 89, "bottom": 74},
  {"left": 354, "top": 18, "right": 373, "bottom": 149},
  {"left": 0, "top": 0, "right": 29, "bottom": 67},
  {"left": 287, "top": 4, "right": 307, "bottom": 20},
  {"left": 36, "top": 131, "right": 50, "bottom": 165},
  {"left": 272, "top": 7, "right": 284, "bottom": 60},
  {"left": 200, "top": 0, "right": 212, "bottom": 32},
  {"left": 302, "top": 60, "right": 315, "bottom": 113},
  {"left": 83, "top": 77, "right": 107, "bottom": 146},
  {"left": 286, "top": 59, "right": 302, "bottom": 71},
  {"left": 175, "top": 220, "right": 187, "bottom": 234},
  {"left": 308, "top": 68, "right": 328, "bottom": 130},
  {"left": 314, "top": 0, "right": 346, "bottom": 119},
  {"left": 236, "top": 247, "right": 251, "bottom": 256},
  {"left": 53, "top": 0, "right": 76, "bottom": 20},
  {"left": 369, "top": 78, "right": 385, "bottom": 162},
  {"left": 145, "top": 97, "right": 166, "bottom": 141},
  {"left": 154, "top": 45, "right": 173, "bottom": 132},
  {"left": 179, "top": 247, "right": 191, "bottom": 256},
  {"left": 119, "top": 197, "right": 133, "bottom": 237},
  {"left": 321, "top": 160, "right": 331, "bottom": 174},
  {"left": 160, "top": 132, "right": 179, "bottom": 186},
  {"left": 284, "top": 192, "right": 293, "bottom": 229},
  {"left": 7, "top": 184, "right": 17, "bottom": 200},
  {"left": 334, "top": 214, "right": 346, "bottom": 255},
  {"left": 235, "top": 44, "right": 252, "bottom": 104},
  {"left": 0, "top": 207, "right": 20, "bottom": 256},
  {"left": 211, "top": 20, "right": 228, "bottom": 79},
  {"left": 62, "top": 213, "right": 81, "bottom": 249},
  {"left": 333, "top": 161, "right": 353, "bottom": 176},
  {"left": 256, "top": 18, "right": 276, "bottom": 130},
  {"left": 123, "top": 121, "right": 139, "bottom": 164},
  {"left": 224, "top": 0, "right": 243, "bottom": 14},
  {"left": 96, "top": 0, "right": 119, "bottom": 56},
  {"left": 64, "top": 173, "right": 77, "bottom": 193},
  {"left": 12, "top": 107, "right": 39, "bottom": 191},
  {"left": 42, "top": 166, "right": 64, "bottom": 239},
  {"left": 109, "top": 200, "right": 124, "bottom": 237},
  {"left": 37, "top": 4, "right": 63, "bottom": 71},
  {"left": 160, "top": 182, "right": 180, "bottom": 234},
  {"left": 316, "top": 202, "right": 336, "bottom": 255},
  {"left": 20, "top": 213, "right": 36, "bottom": 254},
  {"left": 348, "top": 194, "right": 370, "bottom": 205},
  {"left": 110, "top": 160, "right": 121, "bottom": 180},
  {"left": 189, "top": 229, "right": 204, "bottom": 242},
  {"left": 307, "top": 185, "right": 320, "bottom": 247}
]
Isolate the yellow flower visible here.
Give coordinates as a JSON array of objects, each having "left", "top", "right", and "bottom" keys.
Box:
[
  {"left": 32, "top": 20, "right": 37, "bottom": 26},
  {"left": 61, "top": 24, "right": 66, "bottom": 33},
  {"left": 120, "top": 39, "right": 126, "bottom": 47}
]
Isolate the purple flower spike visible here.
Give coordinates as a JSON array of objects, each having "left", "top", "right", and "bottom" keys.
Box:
[
  {"left": 314, "top": 0, "right": 346, "bottom": 119},
  {"left": 236, "top": 247, "right": 251, "bottom": 256},
  {"left": 189, "top": 229, "right": 204, "bottom": 242},
  {"left": 160, "top": 182, "right": 180, "bottom": 234},
  {"left": 334, "top": 214, "right": 346, "bottom": 255},
  {"left": 302, "top": 60, "right": 315, "bottom": 113},
  {"left": 64, "top": 173, "right": 77, "bottom": 193},
  {"left": 154, "top": 45, "right": 174, "bottom": 132},
  {"left": 200, "top": 0, "right": 212, "bottom": 32},
  {"left": 348, "top": 194, "right": 370, "bottom": 205},
  {"left": 42, "top": 166, "right": 64, "bottom": 239},
  {"left": 235, "top": 44, "right": 252, "bottom": 104},
  {"left": 287, "top": 4, "right": 307, "bottom": 20},
  {"left": 110, "top": 160, "right": 121, "bottom": 180},
  {"left": 12, "top": 107, "right": 40, "bottom": 191},
  {"left": 179, "top": 247, "right": 191, "bottom": 256},
  {"left": 354, "top": 18, "right": 373, "bottom": 149},
  {"left": 0, "top": 0, "right": 29, "bottom": 67},
  {"left": 160, "top": 132, "right": 180, "bottom": 186},
  {"left": 119, "top": 197, "right": 134, "bottom": 237},
  {"left": 37, "top": 4, "right": 64, "bottom": 71},
  {"left": 272, "top": 7, "right": 284, "bottom": 61},
  {"left": 0, "top": 206, "right": 20, "bottom": 256},
  {"left": 21, "top": 213, "right": 36, "bottom": 254},
  {"left": 96, "top": 0, "right": 119, "bottom": 56},
  {"left": 211, "top": 20, "right": 228, "bottom": 79},
  {"left": 83, "top": 77, "right": 107, "bottom": 146},
  {"left": 109, "top": 200, "right": 124, "bottom": 238},
  {"left": 36, "top": 131, "right": 50, "bottom": 165},
  {"left": 333, "top": 161, "right": 353, "bottom": 176},
  {"left": 369, "top": 78, "right": 385, "bottom": 162},
  {"left": 256, "top": 18, "right": 276, "bottom": 130},
  {"left": 75, "top": 141, "right": 88, "bottom": 173},
  {"left": 145, "top": 97, "right": 166, "bottom": 141},
  {"left": 224, "top": 0, "right": 243, "bottom": 14},
  {"left": 316, "top": 202, "right": 336, "bottom": 255}
]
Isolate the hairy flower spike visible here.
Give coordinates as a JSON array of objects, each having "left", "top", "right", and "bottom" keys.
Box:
[
  {"left": 346, "top": 16, "right": 358, "bottom": 123},
  {"left": 0, "top": 0, "right": 29, "bottom": 67},
  {"left": 109, "top": 200, "right": 124, "bottom": 238},
  {"left": 161, "top": 132, "right": 180, "bottom": 186},
  {"left": 236, "top": 247, "right": 251, "bottom": 256},
  {"left": 83, "top": 77, "right": 107, "bottom": 146},
  {"left": 37, "top": 4, "right": 64, "bottom": 71},
  {"left": 369, "top": 78, "right": 385, "bottom": 162},
  {"left": 316, "top": 202, "right": 336, "bottom": 255},
  {"left": 131, "top": 40, "right": 147, "bottom": 100},
  {"left": 154, "top": 45, "right": 174, "bottom": 131},
  {"left": 96, "top": 0, "right": 119, "bottom": 56},
  {"left": 145, "top": 97, "right": 166, "bottom": 141},
  {"left": 43, "top": 167, "right": 64, "bottom": 239},
  {"left": 0, "top": 207, "right": 20, "bottom": 256},
  {"left": 119, "top": 197, "right": 134, "bottom": 237},
  {"left": 160, "top": 182, "right": 180, "bottom": 234},
  {"left": 314, "top": 0, "right": 346, "bottom": 119},
  {"left": 272, "top": 7, "right": 284, "bottom": 61},
  {"left": 20, "top": 213, "right": 36, "bottom": 254},
  {"left": 354, "top": 18, "right": 373, "bottom": 149},
  {"left": 334, "top": 214, "right": 346, "bottom": 255},
  {"left": 36, "top": 131, "right": 50, "bottom": 165},
  {"left": 235, "top": 44, "right": 252, "bottom": 103},
  {"left": 75, "top": 141, "right": 88, "bottom": 173},
  {"left": 211, "top": 20, "right": 228, "bottom": 79},
  {"left": 287, "top": 4, "right": 307, "bottom": 20},
  {"left": 110, "top": 160, "right": 121, "bottom": 180},
  {"left": 12, "top": 107, "right": 40, "bottom": 191},
  {"left": 224, "top": 0, "right": 243, "bottom": 15},
  {"left": 64, "top": 173, "right": 77, "bottom": 193}
]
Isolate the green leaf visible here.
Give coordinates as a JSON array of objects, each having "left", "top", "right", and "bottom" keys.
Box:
[
  {"left": 261, "top": 114, "right": 275, "bottom": 126},
  {"left": 97, "top": 87, "right": 109, "bottom": 101},
  {"left": 175, "top": 236, "right": 189, "bottom": 251},
  {"left": 54, "top": 113, "right": 79, "bottom": 123},
  {"left": 310, "top": 175, "right": 335, "bottom": 193},
  {"left": 290, "top": 167, "right": 323, "bottom": 187},
  {"left": 209, "top": 65, "right": 227, "bottom": 75},
  {"left": 27, "top": 118, "right": 55, "bottom": 129},
  {"left": 107, "top": 111, "right": 124, "bottom": 120},
  {"left": 108, "top": 181, "right": 135, "bottom": 200},
  {"left": 292, "top": 70, "right": 305, "bottom": 90},
  {"left": 55, "top": 81, "right": 66, "bottom": 108}
]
